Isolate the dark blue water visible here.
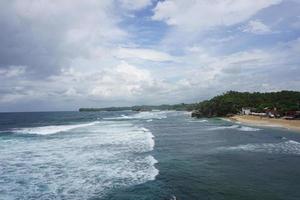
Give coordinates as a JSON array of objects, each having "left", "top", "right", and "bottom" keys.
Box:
[{"left": 1, "top": 111, "right": 300, "bottom": 200}]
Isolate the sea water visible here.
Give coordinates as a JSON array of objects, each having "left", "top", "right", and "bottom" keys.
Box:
[{"left": 1, "top": 111, "right": 300, "bottom": 199}]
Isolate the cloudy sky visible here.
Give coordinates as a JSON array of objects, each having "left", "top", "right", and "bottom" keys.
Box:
[{"left": 1, "top": 0, "right": 300, "bottom": 112}]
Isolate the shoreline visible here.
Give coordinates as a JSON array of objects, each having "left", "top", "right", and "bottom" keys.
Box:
[{"left": 227, "top": 115, "right": 300, "bottom": 132}]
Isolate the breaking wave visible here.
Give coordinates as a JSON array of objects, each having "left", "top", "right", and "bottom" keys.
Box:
[
  {"left": 104, "top": 111, "right": 171, "bottom": 120},
  {"left": 220, "top": 118, "right": 232, "bottom": 122},
  {"left": 0, "top": 120, "right": 158, "bottom": 199},
  {"left": 208, "top": 125, "right": 260, "bottom": 132},
  {"left": 10, "top": 121, "right": 100, "bottom": 135},
  {"left": 188, "top": 119, "right": 208, "bottom": 123},
  {"left": 220, "top": 140, "right": 300, "bottom": 155}
]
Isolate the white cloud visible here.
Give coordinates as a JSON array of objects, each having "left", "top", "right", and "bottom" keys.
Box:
[
  {"left": 33, "top": 61, "right": 155, "bottom": 101},
  {"left": 290, "top": 16, "right": 300, "bottom": 29},
  {"left": 243, "top": 20, "right": 272, "bottom": 34},
  {"left": 89, "top": 61, "right": 153, "bottom": 98},
  {"left": 0, "top": 0, "right": 299, "bottom": 111},
  {"left": 0, "top": 0, "right": 127, "bottom": 75},
  {"left": 1, "top": 37, "right": 300, "bottom": 108},
  {"left": 115, "top": 47, "right": 173, "bottom": 62},
  {"left": 152, "top": 0, "right": 282, "bottom": 31},
  {"left": 0, "top": 65, "right": 26, "bottom": 78},
  {"left": 177, "top": 37, "right": 300, "bottom": 94},
  {"left": 0, "top": 94, "right": 26, "bottom": 104},
  {"left": 119, "top": 0, "right": 152, "bottom": 10}
]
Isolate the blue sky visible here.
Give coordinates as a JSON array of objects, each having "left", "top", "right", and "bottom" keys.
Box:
[{"left": 0, "top": 0, "right": 300, "bottom": 112}]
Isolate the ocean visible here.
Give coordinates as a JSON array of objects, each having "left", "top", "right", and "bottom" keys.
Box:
[{"left": 0, "top": 111, "right": 300, "bottom": 200}]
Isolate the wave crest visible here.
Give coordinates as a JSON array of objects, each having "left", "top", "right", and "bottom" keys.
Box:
[
  {"left": 11, "top": 121, "right": 99, "bottom": 135},
  {"left": 220, "top": 140, "right": 300, "bottom": 155},
  {"left": 104, "top": 111, "right": 173, "bottom": 120},
  {"left": 0, "top": 119, "right": 158, "bottom": 199},
  {"left": 208, "top": 125, "right": 260, "bottom": 132}
]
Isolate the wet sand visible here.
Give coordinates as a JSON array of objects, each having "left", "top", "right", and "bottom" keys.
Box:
[{"left": 228, "top": 115, "right": 300, "bottom": 132}]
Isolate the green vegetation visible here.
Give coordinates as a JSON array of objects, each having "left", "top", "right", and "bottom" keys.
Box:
[
  {"left": 80, "top": 91, "right": 300, "bottom": 118},
  {"left": 79, "top": 103, "right": 196, "bottom": 112},
  {"left": 192, "top": 91, "right": 300, "bottom": 118}
]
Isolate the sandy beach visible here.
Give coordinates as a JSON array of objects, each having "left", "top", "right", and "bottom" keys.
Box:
[{"left": 228, "top": 115, "right": 300, "bottom": 132}]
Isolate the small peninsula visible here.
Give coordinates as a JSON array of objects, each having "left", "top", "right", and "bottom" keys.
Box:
[
  {"left": 191, "top": 90, "right": 300, "bottom": 131},
  {"left": 191, "top": 90, "right": 300, "bottom": 118}
]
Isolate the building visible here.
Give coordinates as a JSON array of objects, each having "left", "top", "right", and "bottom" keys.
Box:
[
  {"left": 241, "top": 107, "right": 251, "bottom": 115},
  {"left": 251, "top": 112, "right": 267, "bottom": 117},
  {"left": 264, "top": 107, "right": 280, "bottom": 118},
  {"left": 284, "top": 111, "right": 300, "bottom": 120}
]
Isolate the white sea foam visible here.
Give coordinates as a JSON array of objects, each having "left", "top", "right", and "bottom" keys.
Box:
[
  {"left": 259, "top": 124, "right": 284, "bottom": 128},
  {"left": 239, "top": 126, "right": 261, "bottom": 132},
  {"left": 188, "top": 119, "right": 208, "bottom": 123},
  {"left": 141, "top": 127, "right": 150, "bottom": 132},
  {"left": 140, "top": 156, "right": 159, "bottom": 181},
  {"left": 84, "top": 122, "right": 155, "bottom": 152},
  {"left": 12, "top": 121, "right": 100, "bottom": 135},
  {"left": 221, "top": 140, "right": 300, "bottom": 155},
  {"left": 0, "top": 119, "right": 158, "bottom": 199},
  {"left": 208, "top": 125, "right": 239, "bottom": 130},
  {"left": 208, "top": 125, "right": 260, "bottom": 132},
  {"left": 104, "top": 111, "right": 171, "bottom": 120},
  {"left": 89, "top": 121, "right": 158, "bottom": 183},
  {"left": 184, "top": 111, "right": 192, "bottom": 115},
  {"left": 220, "top": 118, "right": 232, "bottom": 122}
]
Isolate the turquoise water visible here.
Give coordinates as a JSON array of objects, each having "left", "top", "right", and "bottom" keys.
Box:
[{"left": 1, "top": 111, "right": 300, "bottom": 199}]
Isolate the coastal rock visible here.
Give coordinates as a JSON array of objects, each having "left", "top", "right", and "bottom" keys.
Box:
[{"left": 191, "top": 110, "right": 204, "bottom": 118}]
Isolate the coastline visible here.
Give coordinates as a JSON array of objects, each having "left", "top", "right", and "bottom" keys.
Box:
[{"left": 228, "top": 115, "right": 300, "bottom": 132}]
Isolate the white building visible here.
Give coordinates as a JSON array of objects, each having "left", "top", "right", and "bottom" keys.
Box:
[{"left": 241, "top": 108, "right": 251, "bottom": 115}]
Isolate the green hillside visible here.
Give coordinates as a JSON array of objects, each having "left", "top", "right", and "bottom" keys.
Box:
[{"left": 192, "top": 91, "right": 300, "bottom": 118}]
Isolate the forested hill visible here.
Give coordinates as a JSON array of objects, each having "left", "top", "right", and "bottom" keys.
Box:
[{"left": 192, "top": 91, "right": 300, "bottom": 118}]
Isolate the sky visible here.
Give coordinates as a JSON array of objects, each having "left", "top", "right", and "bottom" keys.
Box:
[{"left": 0, "top": 0, "right": 300, "bottom": 112}]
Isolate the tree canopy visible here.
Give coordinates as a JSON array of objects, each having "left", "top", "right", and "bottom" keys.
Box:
[{"left": 192, "top": 91, "right": 300, "bottom": 118}]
